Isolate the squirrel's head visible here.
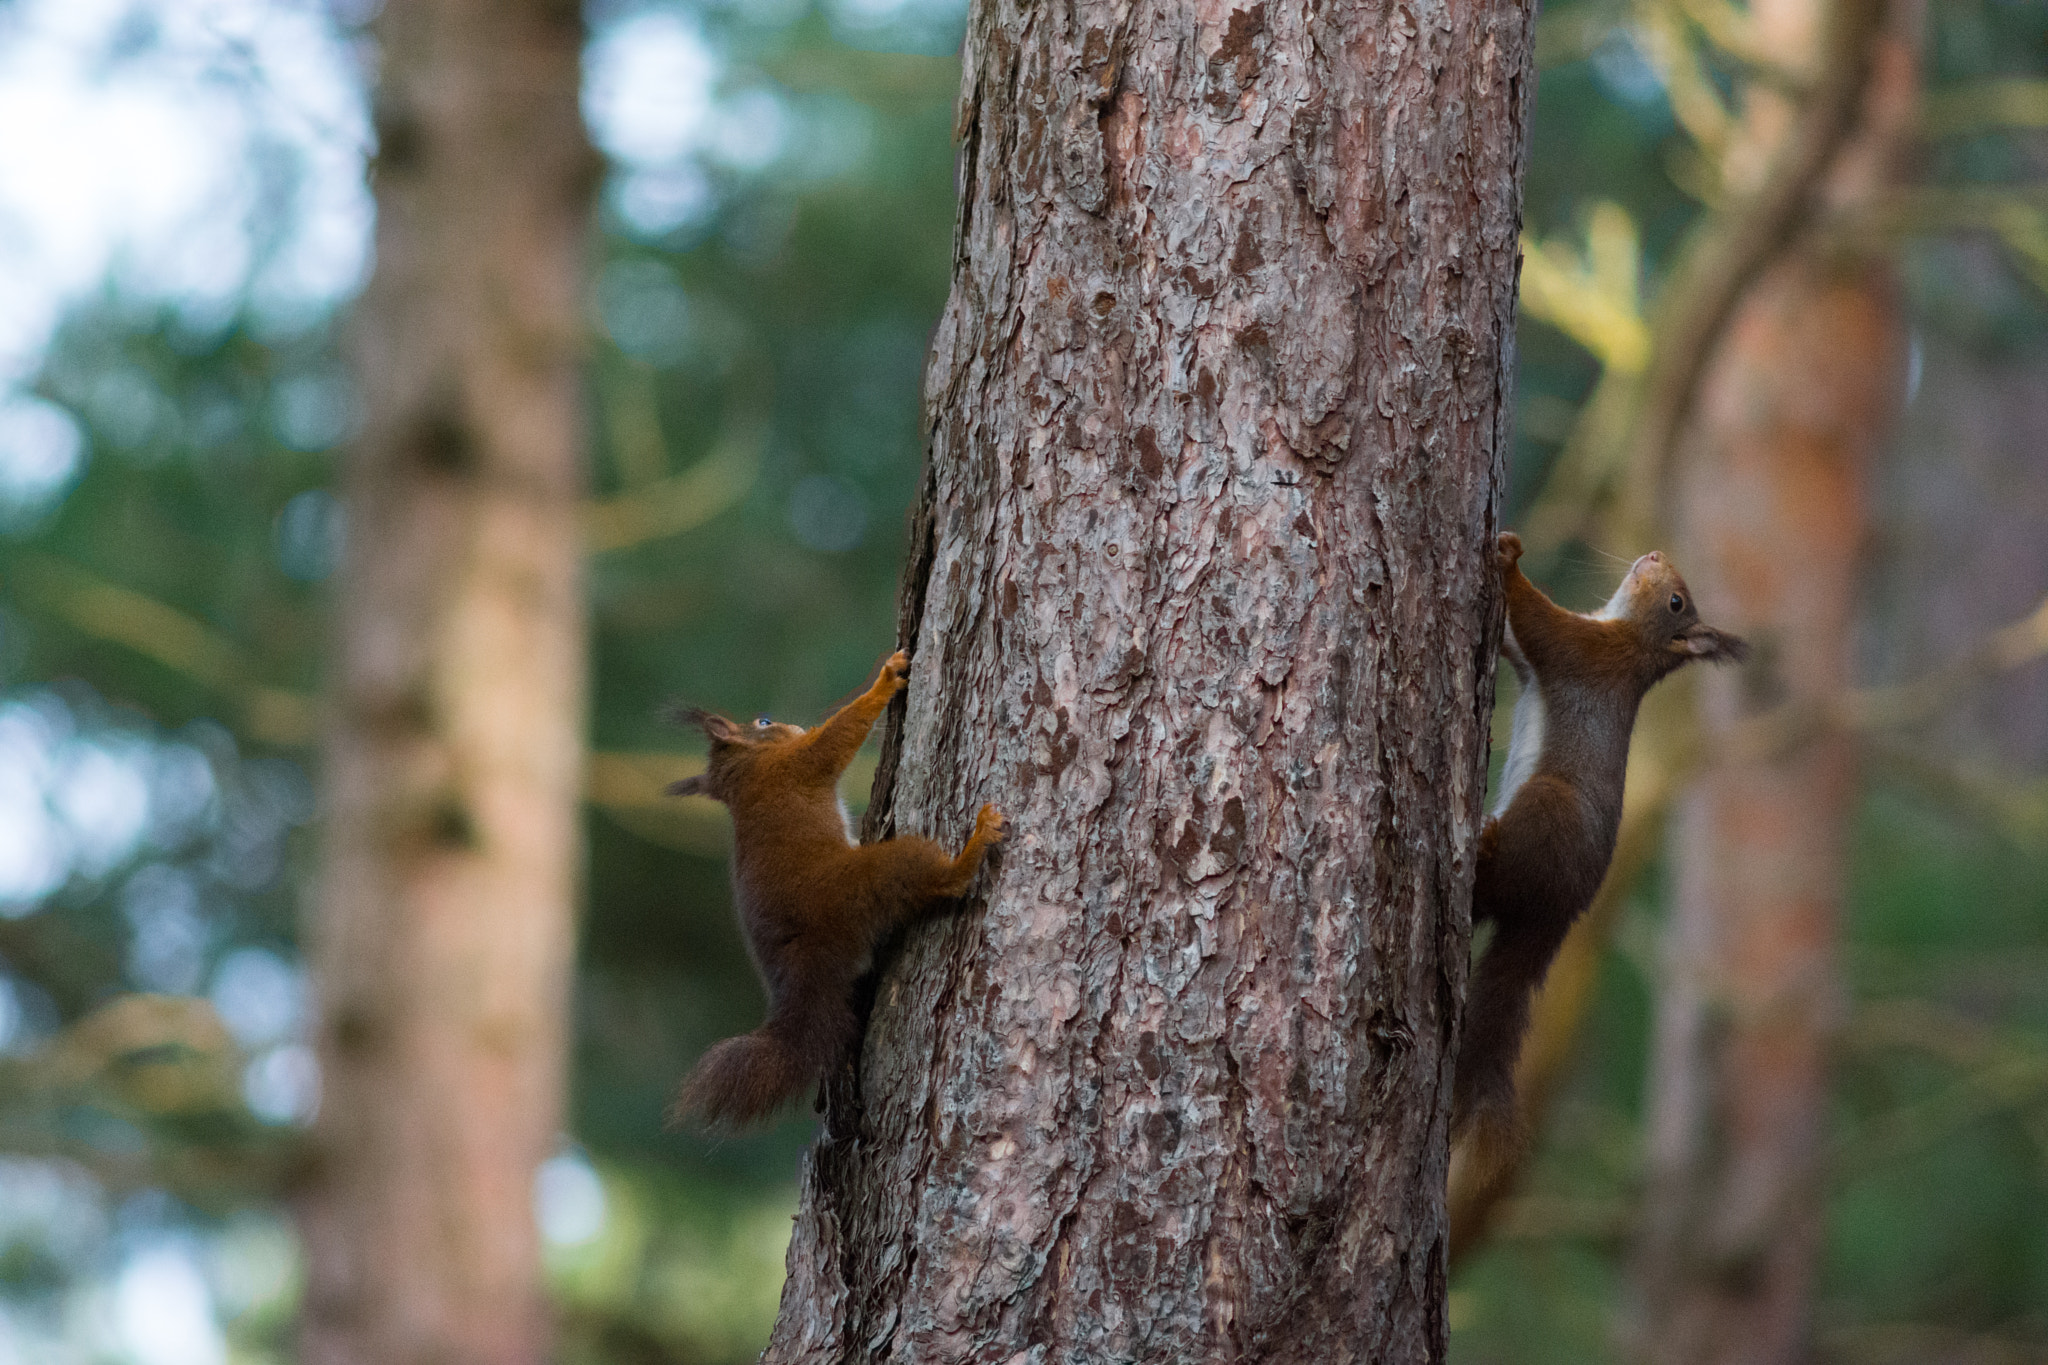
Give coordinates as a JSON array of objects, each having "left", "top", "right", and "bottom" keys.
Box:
[
  {"left": 1597, "top": 551, "right": 1749, "bottom": 673},
  {"left": 664, "top": 708, "right": 807, "bottom": 801}
]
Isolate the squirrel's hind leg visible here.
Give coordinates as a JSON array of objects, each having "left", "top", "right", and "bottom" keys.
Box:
[{"left": 848, "top": 805, "right": 1008, "bottom": 937}]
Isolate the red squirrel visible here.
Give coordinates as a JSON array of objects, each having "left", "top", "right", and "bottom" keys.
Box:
[
  {"left": 665, "top": 650, "right": 1007, "bottom": 1127},
  {"left": 1455, "top": 533, "right": 1747, "bottom": 1164}
]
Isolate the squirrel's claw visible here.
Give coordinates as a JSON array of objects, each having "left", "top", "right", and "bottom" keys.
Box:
[{"left": 874, "top": 650, "right": 911, "bottom": 696}]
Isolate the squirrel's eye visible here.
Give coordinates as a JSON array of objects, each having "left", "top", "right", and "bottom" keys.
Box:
[
  {"left": 1668, "top": 594, "right": 1685, "bottom": 614},
  {"left": 754, "top": 716, "right": 772, "bottom": 728}
]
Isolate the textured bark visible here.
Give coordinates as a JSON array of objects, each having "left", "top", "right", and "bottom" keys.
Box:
[
  {"left": 299, "top": 3, "right": 594, "bottom": 1364},
  {"left": 1630, "top": 6, "right": 1915, "bottom": 1359},
  {"left": 764, "top": 1, "right": 1533, "bottom": 1361}
]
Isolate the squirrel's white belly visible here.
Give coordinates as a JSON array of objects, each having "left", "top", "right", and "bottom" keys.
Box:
[{"left": 1493, "top": 681, "right": 1546, "bottom": 817}]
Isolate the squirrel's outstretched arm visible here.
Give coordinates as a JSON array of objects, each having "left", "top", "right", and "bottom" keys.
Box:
[
  {"left": 1496, "top": 533, "right": 1586, "bottom": 675},
  {"left": 789, "top": 650, "right": 908, "bottom": 780}
]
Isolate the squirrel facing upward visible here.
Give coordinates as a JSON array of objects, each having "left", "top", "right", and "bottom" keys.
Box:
[
  {"left": 666, "top": 650, "right": 1007, "bottom": 1128},
  {"left": 1454, "top": 533, "right": 1747, "bottom": 1166}
]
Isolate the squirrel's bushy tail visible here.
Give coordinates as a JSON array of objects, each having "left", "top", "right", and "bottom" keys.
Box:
[
  {"left": 1451, "top": 1088, "right": 1525, "bottom": 1190},
  {"left": 1452, "top": 918, "right": 1552, "bottom": 1180},
  {"left": 669, "top": 1031, "right": 810, "bottom": 1127},
  {"left": 668, "top": 992, "right": 852, "bottom": 1129}
]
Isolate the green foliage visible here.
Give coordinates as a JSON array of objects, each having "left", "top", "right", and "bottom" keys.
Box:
[
  {"left": 550, "top": 1161, "right": 798, "bottom": 1364},
  {"left": 0, "top": 2, "right": 965, "bottom": 1358}
]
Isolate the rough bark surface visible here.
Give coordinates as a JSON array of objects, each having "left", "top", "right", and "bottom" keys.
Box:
[
  {"left": 1631, "top": 7, "right": 1914, "bottom": 1357},
  {"left": 300, "top": 3, "right": 594, "bottom": 1364},
  {"left": 764, "top": 1, "right": 1534, "bottom": 1361}
]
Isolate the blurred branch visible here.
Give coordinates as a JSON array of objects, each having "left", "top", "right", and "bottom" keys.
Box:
[
  {"left": 1486, "top": 1193, "right": 1635, "bottom": 1247},
  {"left": 1820, "top": 1322, "right": 2048, "bottom": 1365},
  {"left": 1980, "top": 203, "right": 2048, "bottom": 297},
  {"left": 1733, "top": 590, "right": 2048, "bottom": 760},
  {"left": 1923, "top": 78, "right": 2048, "bottom": 139},
  {"left": 583, "top": 421, "right": 763, "bottom": 553},
  {"left": 9, "top": 539, "right": 812, "bottom": 835},
  {"left": 1836, "top": 998, "right": 2048, "bottom": 1175},
  {"left": 1, "top": 544, "right": 810, "bottom": 850},
  {"left": 1675, "top": 0, "right": 1781, "bottom": 73},
  {"left": 1520, "top": 368, "right": 1640, "bottom": 554},
  {"left": 1864, "top": 742, "right": 2048, "bottom": 844},
  {"left": 6, "top": 552, "right": 316, "bottom": 746},
  {"left": 190, "top": 11, "right": 374, "bottom": 156},
  {"left": 1632, "top": 0, "right": 1736, "bottom": 158},
  {"left": 1519, "top": 205, "right": 1652, "bottom": 374},
  {"left": 767, "top": 48, "right": 962, "bottom": 102},
  {"left": 0, "top": 994, "right": 302, "bottom": 1205},
  {"left": 1624, "top": 0, "right": 1889, "bottom": 538},
  {"left": 586, "top": 749, "right": 723, "bottom": 855},
  {"left": 1521, "top": 0, "right": 1890, "bottom": 556},
  {"left": 6, "top": 413, "right": 786, "bottom": 742},
  {"left": 1853, "top": 187, "right": 2048, "bottom": 295},
  {"left": 1534, "top": 1, "right": 1627, "bottom": 69},
  {"left": 1848, "top": 996, "right": 2008, "bottom": 1068}
]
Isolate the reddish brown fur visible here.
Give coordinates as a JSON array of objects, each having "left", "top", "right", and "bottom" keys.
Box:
[
  {"left": 666, "top": 651, "right": 1007, "bottom": 1127},
  {"left": 1454, "top": 534, "right": 1747, "bottom": 1165}
]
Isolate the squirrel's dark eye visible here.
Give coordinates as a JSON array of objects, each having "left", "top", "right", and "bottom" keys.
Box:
[
  {"left": 755, "top": 716, "right": 772, "bottom": 729},
  {"left": 1668, "top": 594, "right": 1685, "bottom": 614}
]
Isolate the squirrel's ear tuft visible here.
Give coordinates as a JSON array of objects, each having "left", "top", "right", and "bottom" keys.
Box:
[
  {"left": 666, "top": 774, "right": 709, "bottom": 798},
  {"left": 1679, "top": 624, "right": 1750, "bottom": 663},
  {"left": 666, "top": 704, "right": 744, "bottom": 743}
]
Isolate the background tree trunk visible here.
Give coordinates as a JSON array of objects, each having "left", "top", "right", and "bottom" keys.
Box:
[
  {"left": 765, "top": 0, "right": 1532, "bottom": 1360},
  {"left": 1630, "top": 4, "right": 1916, "bottom": 1359},
  {"left": 299, "top": 3, "right": 593, "bottom": 1363}
]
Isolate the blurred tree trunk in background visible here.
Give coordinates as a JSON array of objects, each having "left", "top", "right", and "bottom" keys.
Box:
[
  {"left": 299, "top": 2, "right": 593, "bottom": 1363},
  {"left": 762, "top": 0, "right": 1530, "bottom": 1360},
  {"left": 1631, "top": 2, "right": 1918, "bottom": 1360}
]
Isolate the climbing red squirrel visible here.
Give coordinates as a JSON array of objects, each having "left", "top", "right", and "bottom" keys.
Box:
[
  {"left": 1455, "top": 533, "right": 1747, "bottom": 1165},
  {"left": 666, "top": 650, "right": 1007, "bottom": 1128}
]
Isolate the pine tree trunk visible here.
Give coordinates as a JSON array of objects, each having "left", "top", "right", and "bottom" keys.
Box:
[
  {"left": 764, "top": 1, "right": 1533, "bottom": 1359},
  {"left": 299, "top": 3, "right": 593, "bottom": 1363},
  {"left": 1631, "top": 5, "right": 1915, "bottom": 1359}
]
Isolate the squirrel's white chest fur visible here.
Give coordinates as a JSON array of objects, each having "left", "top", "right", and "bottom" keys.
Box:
[{"left": 1493, "top": 676, "right": 1545, "bottom": 817}]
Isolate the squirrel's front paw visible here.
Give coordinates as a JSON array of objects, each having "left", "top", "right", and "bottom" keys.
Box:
[
  {"left": 1496, "top": 532, "right": 1524, "bottom": 571},
  {"left": 974, "top": 804, "right": 1008, "bottom": 844},
  {"left": 875, "top": 650, "right": 911, "bottom": 696}
]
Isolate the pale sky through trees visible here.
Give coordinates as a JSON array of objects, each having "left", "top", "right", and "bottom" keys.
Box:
[{"left": 0, "top": 0, "right": 936, "bottom": 509}]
